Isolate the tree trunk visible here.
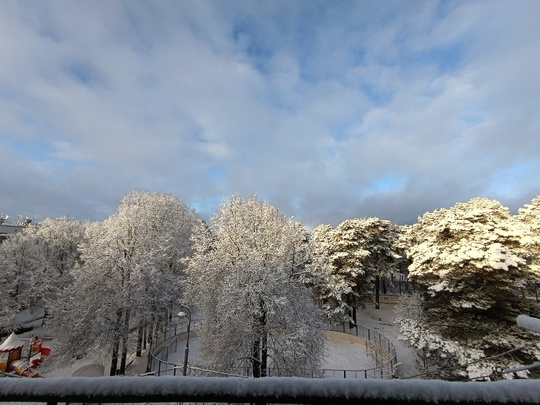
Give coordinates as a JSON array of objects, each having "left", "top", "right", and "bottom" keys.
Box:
[
  {"left": 136, "top": 320, "right": 144, "bottom": 357},
  {"left": 261, "top": 310, "right": 268, "bottom": 377},
  {"left": 375, "top": 274, "right": 380, "bottom": 309},
  {"left": 252, "top": 338, "right": 261, "bottom": 378},
  {"left": 110, "top": 309, "right": 123, "bottom": 376},
  {"left": 350, "top": 306, "right": 357, "bottom": 327},
  {"left": 110, "top": 339, "right": 119, "bottom": 376},
  {"left": 143, "top": 324, "right": 148, "bottom": 350},
  {"left": 252, "top": 300, "right": 268, "bottom": 378},
  {"left": 119, "top": 308, "right": 131, "bottom": 375}
]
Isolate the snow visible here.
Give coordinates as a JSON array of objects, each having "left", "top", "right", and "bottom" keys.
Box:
[
  {"left": 14, "top": 306, "right": 45, "bottom": 331},
  {"left": 0, "top": 332, "right": 24, "bottom": 351},
  {"left": 161, "top": 336, "right": 202, "bottom": 375},
  {"left": 157, "top": 302, "right": 413, "bottom": 378},
  {"left": 164, "top": 333, "right": 376, "bottom": 377},
  {"left": 322, "top": 335, "right": 374, "bottom": 370},
  {"left": 358, "top": 302, "right": 420, "bottom": 378},
  {"left": 517, "top": 315, "right": 540, "bottom": 334},
  {"left": 2, "top": 376, "right": 540, "bottom": 403}
]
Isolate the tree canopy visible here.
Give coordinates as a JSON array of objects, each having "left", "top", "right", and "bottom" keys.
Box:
[
  {"left": 0, "top": 217, "right": 86, "bottom": 328},
  {"left": 308, "top": 217, "right": 403, "bottom": 320},
  {"left": 397, "top": 197, "right": 540, "bottom": 380},
  {"left": 52, "top": 191, "right": 201, "bottom": 375},
  {"left": 186, "top": 195, "right": 324, "bottom": 377}
]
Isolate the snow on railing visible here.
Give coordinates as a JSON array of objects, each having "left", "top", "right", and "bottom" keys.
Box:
[{"left": 2, "top": 376, "right": 540, "bottom": 404}]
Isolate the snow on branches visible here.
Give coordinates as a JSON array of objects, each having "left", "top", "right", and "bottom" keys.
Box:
[
  {"left": 186, "top": 195, "right": 324, "bottom": 378},
  {"left": 53, "top": 191, "right": 202, "bottom": 375},
  {"left": 397, "top": 197, "right": 540, "bottom": 380},
  {"left": 307, "top": 217, "right": 404, "bottom": 319}
]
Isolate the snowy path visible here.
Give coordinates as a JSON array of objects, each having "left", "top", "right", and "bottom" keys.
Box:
[
  {"left": 356, "top": 302, "right": 420, "bottom": 378},
  {"left": 165, "top": 332, "right": 376, "bottom": 377},
  {"left": 322, "top": 335, "right": 373, "bottom": 370},
  {"left": 165, "top": 336, "right": 203, "bottom": 374},
  {"left": 162, "top": 303, "right": 418, "bottom": 378}
]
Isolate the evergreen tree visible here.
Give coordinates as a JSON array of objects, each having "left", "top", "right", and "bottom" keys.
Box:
[
  {"left": 397, "top": 197, "right": 540, "bottom": 380},
  {"left": 306, "top": 224, "right": 354, "bottom": 318},
  {"left": 517, "top": 195, "right": 540, "bottom": 298},
  {"left": 308, "top": 217, "right": 403, "bottom": 321}
]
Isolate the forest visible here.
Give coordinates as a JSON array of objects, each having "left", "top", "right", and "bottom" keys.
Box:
[{"left": 1, "top": 191, "right": 539, "bottom": 380}]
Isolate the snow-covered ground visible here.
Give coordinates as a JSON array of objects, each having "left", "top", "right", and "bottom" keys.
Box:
[
  {"left": 4, "top": 300, "right": 418, "bottom": 379},
  {"left": 356, "top": 301, "right": 420, "bottom": 378},
  {"left": 164, "top": 334, "right": 376, "bottom": 377},
  {"left": 162, "top": 335, "right": 203, "bottom": 375},
  {"left": 162, "top": 301, "right": 416, "bottom": 378},
  {"left": 322, "top": 335, "right": 373, "bottom": 370}
]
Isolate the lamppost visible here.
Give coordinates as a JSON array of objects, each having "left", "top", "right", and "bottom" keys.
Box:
[{"left": 178, "top": 304, "right": 191, "bottom": 376}]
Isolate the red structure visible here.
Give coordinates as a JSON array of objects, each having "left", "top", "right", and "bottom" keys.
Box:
[
  {"left": 0, "top": 332, "right": 50, "bottom": 377},
  {"left": 0, "top": 332, "right": 24, "bottom": 372}
]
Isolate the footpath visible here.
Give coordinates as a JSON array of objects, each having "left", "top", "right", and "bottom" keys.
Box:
[
  {"left": 356, "top": 302, "right": 420, "bottom": 378},
  {"left": 159, "top": 302, "right": 418, "bottom": 378},
  {"left": 31, "top": 301, "right": 418, "bottom": 378}
]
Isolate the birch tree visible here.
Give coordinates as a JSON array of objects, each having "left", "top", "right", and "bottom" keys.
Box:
[
  {"left": 0, "top": 217, "right": 86, "bottom": 329},
  {"left": 53, "top": 191, "right": 201, "bottom": 375},
  {"left": 186, "top": 195, "right": 324, "bottom": 377},
  {"left": 397, "top": 197, "right": 540, "bottom": 380}
]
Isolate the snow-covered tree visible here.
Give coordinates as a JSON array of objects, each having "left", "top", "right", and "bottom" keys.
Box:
[
  {"left": 0, "top": 217, "right": 86, "bottom": 329},
  {"left": 517, "top": 195, "right": 540, "bottom": 297},
  {"left": 186, "top": 195, "right": 324, "bottom": 377},
  {"left": 345, "top": 218, "right": 403, "bottom": 309},
  {"left": 397, "top": 197, "right": 540, "bottom": 380},
  {"left": 53, "top": 191, "right": 201, "bottom": 375},
  {"left": 306, "top": 224, "right": 353, "bottom": 318},
  {"left": 307, "top": 218, "right": 403, "bottom": 321}
]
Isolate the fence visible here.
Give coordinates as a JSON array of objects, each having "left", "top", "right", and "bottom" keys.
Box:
[
  {"left": 325, "top": 320, "right": 397, "bottom": 379},
  {"left": 149, "top": 319, "right": 397, "bottom": 379},
  {"left": 147, "top": 320, "right": 200, "bottom": 376}
]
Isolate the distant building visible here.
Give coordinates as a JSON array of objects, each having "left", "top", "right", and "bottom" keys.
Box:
[{"left": 0, "top": 222, "right": 27, "bottom": 244}]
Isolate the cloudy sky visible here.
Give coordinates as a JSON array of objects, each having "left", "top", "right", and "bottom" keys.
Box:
[{"left": 1, "top": 0, "right": 539, "bottom": 228}]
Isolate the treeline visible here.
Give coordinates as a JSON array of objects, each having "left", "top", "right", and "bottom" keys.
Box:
[{"left": 0, "top": 192, "right": 539, "bottom": 379}]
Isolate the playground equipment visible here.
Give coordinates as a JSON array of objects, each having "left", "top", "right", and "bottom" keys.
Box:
[{"left": 0, "top": 332, "right": 50, "bottom": 377}]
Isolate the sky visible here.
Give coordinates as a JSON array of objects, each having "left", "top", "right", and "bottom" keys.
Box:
[{"left": 1, "top": 0, "right": 539, "bottom": 229}]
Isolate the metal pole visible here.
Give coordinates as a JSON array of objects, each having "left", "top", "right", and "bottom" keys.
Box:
[{"left": 179, "top": 304, "right": 192, "bottom": 376}]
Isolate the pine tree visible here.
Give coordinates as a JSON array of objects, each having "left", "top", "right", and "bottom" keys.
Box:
[
  {"left": 517, "top": 195, "right": 540, "bottom": 298},
  {"left": 397, "top": 197, "right": 540, "bottom": 380},
  {"left": 307, "top": 217, "right": 403, "bottom": 321}
]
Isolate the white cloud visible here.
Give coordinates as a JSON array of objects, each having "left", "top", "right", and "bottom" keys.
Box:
[{"left": 1, "top": 0, "right": 539, "bottom": 226}]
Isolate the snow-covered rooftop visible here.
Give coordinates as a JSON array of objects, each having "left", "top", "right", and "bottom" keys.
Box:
[{"left": 0, "top": 332, "right": 24, "bottom": 351}]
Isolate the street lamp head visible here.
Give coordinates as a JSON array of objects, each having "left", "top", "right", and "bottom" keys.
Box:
[{"left": 178, "top": 311, "right": 187, "bottom": 318}]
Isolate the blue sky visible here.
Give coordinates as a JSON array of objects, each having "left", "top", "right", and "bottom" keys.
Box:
[{"left": 1, "top": 0, "right": 539, "bottom": 228}]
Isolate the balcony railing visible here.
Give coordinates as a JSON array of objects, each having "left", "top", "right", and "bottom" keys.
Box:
[{"left": 1, "top": 375, "right": 540, "bottom": 404}]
